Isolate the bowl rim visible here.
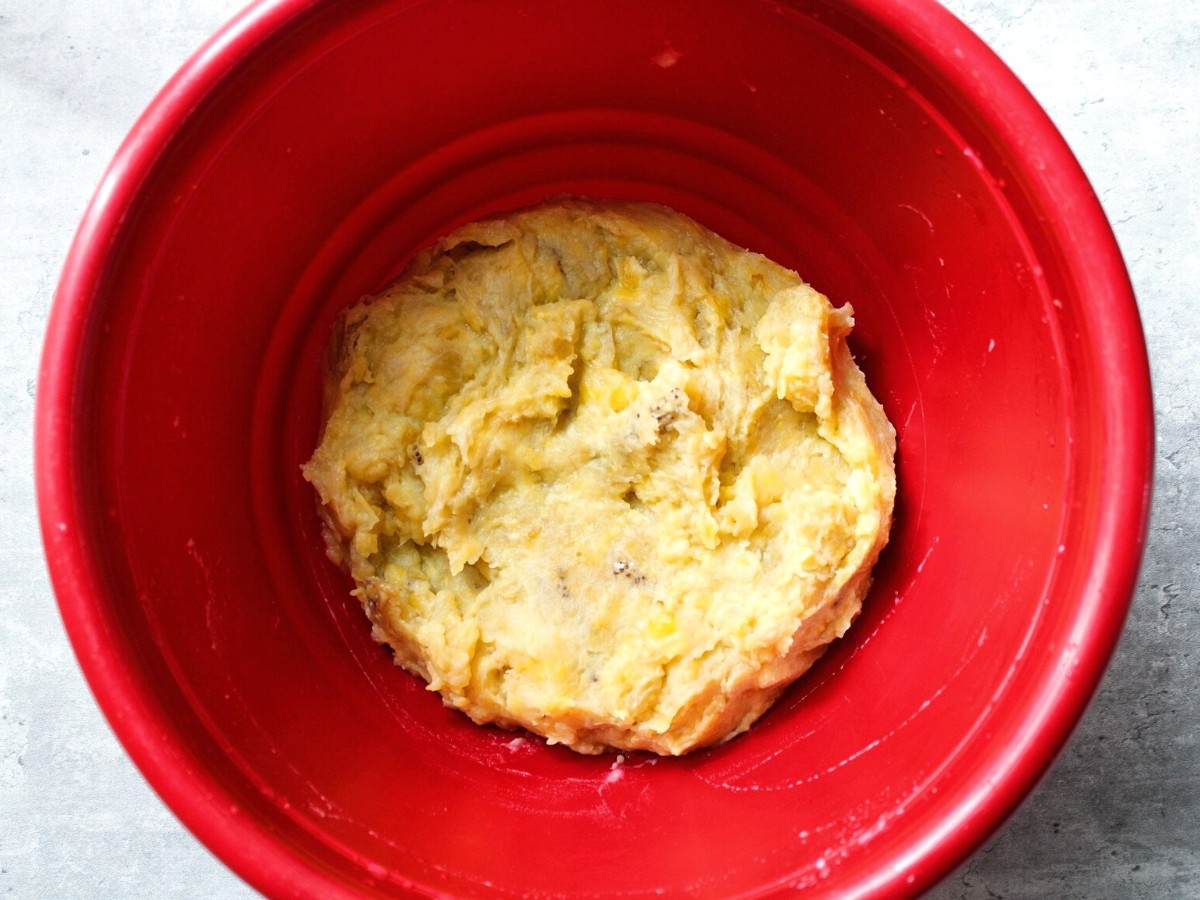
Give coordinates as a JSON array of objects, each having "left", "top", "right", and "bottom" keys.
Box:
[{"left": 35, "top": 0, "right": 1154, "bottom": 897}]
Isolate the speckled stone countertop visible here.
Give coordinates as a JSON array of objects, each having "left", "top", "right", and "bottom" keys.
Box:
[{"left": 2, "top": 1, "right": 1195, "bottom": 896}]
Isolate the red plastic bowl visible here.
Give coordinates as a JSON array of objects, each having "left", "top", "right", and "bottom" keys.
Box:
[{"left": 37, "top": 0, "right": 1152, "bottom": 896}]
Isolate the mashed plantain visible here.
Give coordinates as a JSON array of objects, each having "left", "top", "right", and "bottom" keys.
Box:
[{"left": 303, "top": 199, "right": 896, "bottom": 755}]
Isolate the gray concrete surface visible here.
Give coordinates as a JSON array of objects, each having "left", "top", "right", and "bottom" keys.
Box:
[{"left": 1, "top": 0, "right": 1195, "bottom": 896}]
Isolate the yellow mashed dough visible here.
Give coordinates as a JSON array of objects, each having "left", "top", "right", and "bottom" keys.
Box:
[{"left": 303, "top": 199, "right": 896, "bottom": 755}]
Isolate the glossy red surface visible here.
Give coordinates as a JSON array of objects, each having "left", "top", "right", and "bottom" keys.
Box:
[{"left": 37, "top": 0, "right": 1152, "bottom": 896}]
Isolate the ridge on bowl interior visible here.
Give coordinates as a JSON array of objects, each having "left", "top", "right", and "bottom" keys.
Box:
[{"left": 37, "top": 0, "right": 1152, "bottom": 896}]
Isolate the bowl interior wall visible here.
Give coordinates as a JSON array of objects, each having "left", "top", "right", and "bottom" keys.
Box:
[{"left": 73, "top": 0, "right": 1090, "bottom": 894}]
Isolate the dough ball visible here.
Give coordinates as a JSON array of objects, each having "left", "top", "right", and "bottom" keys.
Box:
[{"left": 303, "top": 199, "right": 896, "bottom": 755}]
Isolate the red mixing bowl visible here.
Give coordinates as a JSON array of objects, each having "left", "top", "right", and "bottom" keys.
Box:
[{"left": 36, "top": 0, "right": 1153, "bottom": 896}]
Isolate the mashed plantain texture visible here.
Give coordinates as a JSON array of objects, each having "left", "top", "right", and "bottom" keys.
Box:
[{"left": 303, "top": 199, "right": 896, "bottom": 755}]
